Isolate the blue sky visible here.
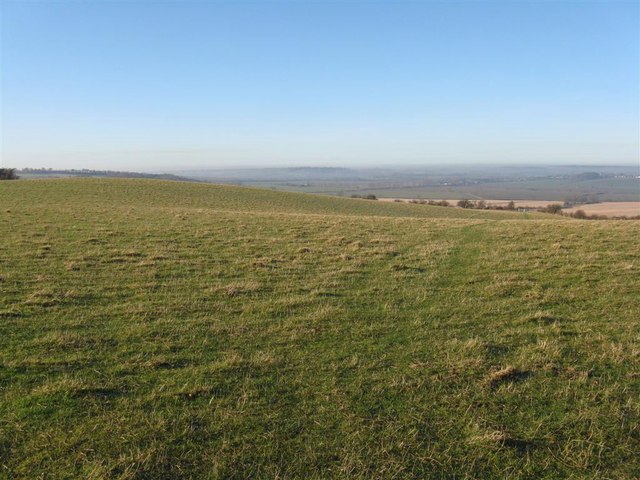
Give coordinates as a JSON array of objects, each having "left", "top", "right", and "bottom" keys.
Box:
[{"left": 1, "top": 1, "right": 638, "bottom": 170}]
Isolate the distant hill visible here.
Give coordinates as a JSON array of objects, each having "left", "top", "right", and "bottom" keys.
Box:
[
  {"left": 17, "top": 168, "right": 199, "bottom": 183},
  {"left": 176, "top": 166, "right": 365, "bottom": 182},
  {"left": 3, "top": 177, "right": 538, "bottom": 220}
]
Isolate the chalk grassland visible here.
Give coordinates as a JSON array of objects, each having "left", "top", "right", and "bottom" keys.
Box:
[
  {"left": 3, "top": 178, "right": 541, "bottom": 220},
  {"left": 0, "top": 179, "right": 638, "bottom": 479}
]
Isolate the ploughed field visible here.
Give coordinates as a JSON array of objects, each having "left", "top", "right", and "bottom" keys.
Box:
[
  {"left": 562, "top": 202, "right": 640, "bottom": 218},
  {"left": 1, "top": 179, "right": 638, "bottom": 479}
]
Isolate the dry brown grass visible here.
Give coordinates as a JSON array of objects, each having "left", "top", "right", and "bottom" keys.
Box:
[{"left": 486, "top": 365, "right": 526, "bottom": 386}]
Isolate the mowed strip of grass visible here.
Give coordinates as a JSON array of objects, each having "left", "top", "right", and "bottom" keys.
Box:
[{"left": 0, "top": 179, "right": 638, "bottom": 479}]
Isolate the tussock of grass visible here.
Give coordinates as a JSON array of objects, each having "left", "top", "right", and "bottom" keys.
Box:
[
  {"left": 486, "top": 365, "right": 528, "bottom": 386},
  {"left": 221, "top": 281, "right": 263, "bottom": 297}
]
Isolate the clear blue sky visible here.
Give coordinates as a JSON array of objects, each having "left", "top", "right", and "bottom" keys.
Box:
[{"left": 1, "top": 1, "right": 638, "bottom": 170}]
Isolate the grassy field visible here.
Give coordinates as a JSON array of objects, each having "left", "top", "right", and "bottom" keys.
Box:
[{"left": 1, "top": 179, "right": 638, "bottom": 479}]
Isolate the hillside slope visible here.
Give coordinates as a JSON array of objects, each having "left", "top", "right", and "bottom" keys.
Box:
[
  {"left": 2, "top": 178, "right": 544, "bottom": 220},
  {"left": 0, "top": 179, "right": 638, "bottom": 479}
]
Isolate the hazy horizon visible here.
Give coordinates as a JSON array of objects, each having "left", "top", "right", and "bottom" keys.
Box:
[{"left": 2, "top": 1, "right": 638, "bottom": 171}]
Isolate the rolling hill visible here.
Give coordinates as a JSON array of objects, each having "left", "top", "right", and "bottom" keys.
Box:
[{"left": 1, "top": 179, "right": 638, "bottom": 478}]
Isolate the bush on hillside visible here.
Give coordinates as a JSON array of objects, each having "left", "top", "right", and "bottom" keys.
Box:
[
  {"left": 0, "top": 168, "right": 18, "bottom": 180},
  {"left": 571, "top": 209, "right": 587, "bottom": 219},
  {"left": 457, "top": 199, "right": 474, "bottom": 209},
  {"left": 350, "top": 194, "right": 378, "bottom": 200},
  {"left": 542, "top": 203, "right": 563, "bottom": 214}
]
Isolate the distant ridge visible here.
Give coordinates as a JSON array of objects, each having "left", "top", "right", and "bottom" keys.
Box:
[{"left": 17, "top": 168, "right": 200, "bottom": 183}]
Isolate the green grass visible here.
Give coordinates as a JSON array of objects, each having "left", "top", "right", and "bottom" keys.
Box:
[{"left": 1, "top": 178, "right": 638, "bottom": 479}]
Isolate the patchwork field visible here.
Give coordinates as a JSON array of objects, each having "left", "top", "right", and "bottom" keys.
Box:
[
  {"left": 381, "top": 198, "right": 640, "bottom": 217},
  {"left": 380, "top": 198, "right": 556, "bottom": 209},
  {"left": 1, "top": 179, "right": 638, "bottom": 479},
  {"left": 257, "top": 175, "right": 640, "bottom": 203},
  {"left": 562, "top": 202, "right": 640, "bottom": 217}
]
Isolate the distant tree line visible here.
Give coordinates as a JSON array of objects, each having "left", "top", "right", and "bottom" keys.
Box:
[
  {"left": 0, "top": 168, "right": 19, "bottom": 180},
  {"left": 350, "top": 194, "right": 378, "bottom": 200},
  {"left": 562, "top": 194, "right": 601, "bottom": 207},
  {"left": 542, "top": 204, "right": 639, "bottom": 220},
  {"left": 405, "top": 199, "right": 453, "bottom": 207},
  {"left": 533, "top": 203, "right": 638, "bottom": 220},
  {"left": 540, "top": 204, "right": 563, "bottom": 214},
  {"left": 394, "top": 196, "right": 638, "bottom": 220},
  {"left": 17, "top": 168, "right": 196, "bottom": 182},
  {"left": 396, "top": 198, "right": 517, "bottom": 210},
  {"left": 455, "top": 199, "right": 516, "bottom": 210}
]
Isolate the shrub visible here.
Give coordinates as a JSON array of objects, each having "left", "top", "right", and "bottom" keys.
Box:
[
  {"left": 542, "top": 203, "right": 563, "bottom": 215},
  {"left": 457, "top": 199, "right": 474, "bottom": 209},
  {"left": 350, "top": 194, "right": 378, "bottom": 200},
  {"left": 0, "top": 168, "right": 18, "bottom": 180}
]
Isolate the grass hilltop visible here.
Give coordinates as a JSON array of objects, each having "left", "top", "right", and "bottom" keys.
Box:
[{"left": 1, "top": 178, "right": 638, "bottom": 478}]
